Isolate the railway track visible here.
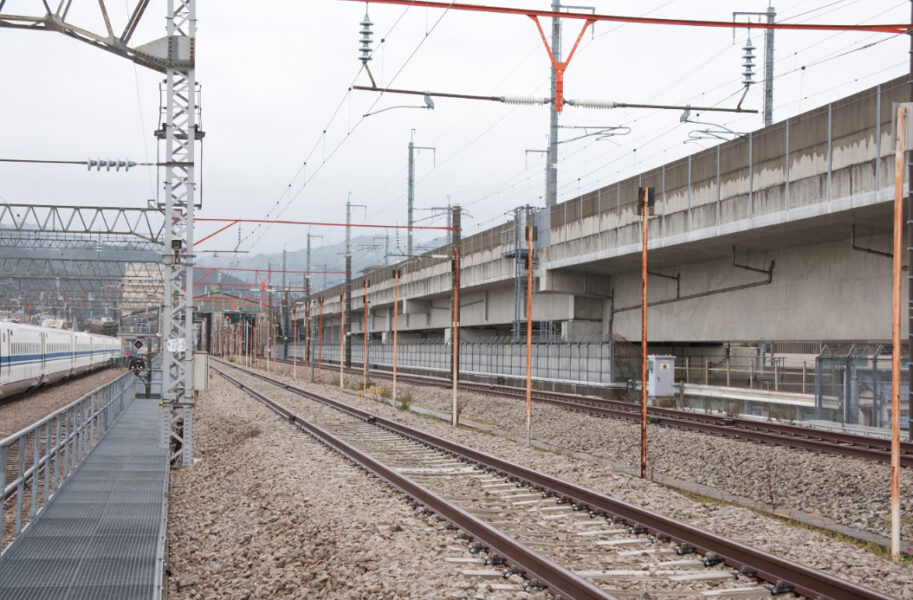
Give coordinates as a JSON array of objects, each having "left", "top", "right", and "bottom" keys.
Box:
[
  {"left": 214, "top": 358, "right": 892, "bottom": 600},
  {"left": 274, "top": 357, "right": 913, "bottom": 468}
]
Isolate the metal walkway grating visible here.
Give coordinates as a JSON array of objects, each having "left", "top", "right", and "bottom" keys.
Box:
[{"left": 0, "top": 398, "right": 168, "bottom": 600}]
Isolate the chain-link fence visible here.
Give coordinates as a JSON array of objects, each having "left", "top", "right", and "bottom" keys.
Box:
[{"left": 817, "top": 345, "right": 910, "bottom": 429}]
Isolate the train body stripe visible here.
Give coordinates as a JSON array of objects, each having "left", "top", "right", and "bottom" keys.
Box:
[{"left": 2, "top": 350, "right": 119, "bottom": 367}]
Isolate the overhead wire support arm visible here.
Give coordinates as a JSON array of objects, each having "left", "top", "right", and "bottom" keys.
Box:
[
  {"left": 566, "top": 99, "right": 757, "bottom": 114},
  {"left": 350, "top": 1, "right": 912, "bottom": 34},
  {"left": 352, "top": 85, "right": 757, "bottom": 114},
  {"left": 529, "top": 14, "right": 594, "bottom": 112},
  {"left": 193, "top": 217, "right": 455, "bottom": 249},
  {"left": 0, "top": 1, "right": 180, "bottom": 73},
  {"left": 352, "top": 0, "right": 912, "bottom": 113},
  {"left": 352, "top": 85, "right": 513, "bottom": 104}
]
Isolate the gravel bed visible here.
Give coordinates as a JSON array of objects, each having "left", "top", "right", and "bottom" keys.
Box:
[
  {"left": 222, "top": 369, "right": 766, "bottom": 598},
  {"left": 250, "top": 362, "right": 912, "bottom": 599},
  {"left": 167, "top": 374, "right": 544, "bottom": 600},
  {"left": 0, "top": 367, "right": 127, "bottom": 436}
]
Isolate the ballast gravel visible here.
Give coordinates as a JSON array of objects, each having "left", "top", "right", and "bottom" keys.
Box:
[
  {"left": 242, "top": 361, "right": 912, "bottom": 600},
  {"left": 0, "top": 367, "right": 126, "bottom": 436},
  {"left": 166, "top": 374, "right": 537, "bottom": 600}
]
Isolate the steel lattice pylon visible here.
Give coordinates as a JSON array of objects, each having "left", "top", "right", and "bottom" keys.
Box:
[
  {"left": 160, "top": 0, "right": 198, "bottom": 467},
  {"left": 1, "top": 0, "right": 200, "bottom": 466}
]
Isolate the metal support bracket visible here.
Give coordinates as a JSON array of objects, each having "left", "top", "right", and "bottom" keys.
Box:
[
  {"left": 614, "top": 254, "right": 775, "bottom": 314},
  {"left": 851, "top": 225, "right": 894, "bottom": 259},
  {"left": 647, "top": 270, "right": 680, "bottom": 298},
  {"left": 731, "top": 246, "right": 775, "bottom": 277}
]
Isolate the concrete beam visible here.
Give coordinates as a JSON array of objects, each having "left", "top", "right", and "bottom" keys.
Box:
[{"left": 539, "top": 269, "right": 610, "bottom": 297}]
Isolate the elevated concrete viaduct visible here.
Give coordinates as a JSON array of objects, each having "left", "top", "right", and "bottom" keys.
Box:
[{"left": 296, "top": 76, "right": 909, "bottom": 361}]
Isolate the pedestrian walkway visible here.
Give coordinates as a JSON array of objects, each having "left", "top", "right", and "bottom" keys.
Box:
[{"left": 0, "top": 398, "right": 168, "bottom": 600}]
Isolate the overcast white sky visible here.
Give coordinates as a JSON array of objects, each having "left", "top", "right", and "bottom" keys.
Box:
[{"left": 1, "top": 0, "right": 910, "bottom": 262}]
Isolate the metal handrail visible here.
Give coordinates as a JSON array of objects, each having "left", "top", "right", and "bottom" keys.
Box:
[{"left": 1, "top": 372, "right": 134, "bottom": 555}]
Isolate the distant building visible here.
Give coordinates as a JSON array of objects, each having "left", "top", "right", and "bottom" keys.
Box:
[{"left": 121, "top": 263, "right": 164, "bottom": 315}]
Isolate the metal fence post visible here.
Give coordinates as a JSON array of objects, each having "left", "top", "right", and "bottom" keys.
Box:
[
  {"left": 0, "top": 444, "right": 6, "bottom": 550},
  {"left": 16, "top": 439, "right": 26, "bottom": 535},
  {"left": 586, "top": 344, "right": 591, "bottom": 382},
  {"left": 63, "top": 408, "right": 70, "bottom": 480},
  {"left": 815, "top": 356, "right": 822, "bottom": 419},
  {"left": 54, "top": 415, "right": 61, "bottom": 491},
  {"left": 31, "top": 431, "right": 40, "bottom": 519},
  {"left": 575, "top": 343, "right": 581, "bottom": 381},
  {"left": 82, "top": 399, "right": 89, "bottom": 459},
  {"left": 43, "top": 421, "right": 52, "bottom": 504},
  {"left": 91, "top": 391, "right": 98, "bottom": 444}
]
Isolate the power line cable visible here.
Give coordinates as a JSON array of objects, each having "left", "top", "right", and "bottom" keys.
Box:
[{"left": 245, "top": 4, "right": 454, "bottom": 253}]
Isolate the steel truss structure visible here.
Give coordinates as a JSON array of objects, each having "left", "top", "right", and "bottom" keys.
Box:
[
  {"left": 0, "top": 234, "right": 163, "bottom": 252},
  {"left": 0, "top": 257, "right": 160, "bottom": 278},
  {"left": 0, "top": 245, "right": 164, "bottom": 321},
  {"left": 0, "top": 0, "right": 198, "bottom": 466},
  {"left": 0, "top": 203, "right": 165, "bottom": 243},
  {"left": 159, "top": 0, "right": 197, "bottom": 467},
  {"left": 0, "top": 259, "right": 163, "bottom": 309}
]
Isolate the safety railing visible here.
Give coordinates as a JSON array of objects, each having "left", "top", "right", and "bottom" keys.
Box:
[
  {"left": 676, "top": 355, "right": 813, "bottom": 393},
  {"left": 1, "top": 372, "right": 134, "bottom": 556}
]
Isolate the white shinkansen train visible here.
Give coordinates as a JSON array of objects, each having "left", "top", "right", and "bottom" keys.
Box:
[{"left": 0, "top": 321, "right": 121, "bottom": 399}]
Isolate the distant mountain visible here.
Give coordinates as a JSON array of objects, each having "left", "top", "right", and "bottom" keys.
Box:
[
  {"left": 198, "top": 230, "right": 452, "bottom": 296},
  {"left": 198, "top": 234, "right": 392, "bottom": 295}
]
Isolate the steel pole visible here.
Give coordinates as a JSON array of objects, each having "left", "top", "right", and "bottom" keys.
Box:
[
  {"left": 282, "top": 249, "right": 289, "bottom": 360},
  {"left": 640, "top": 187, "right": 649, "bottom": 480},
  {"left": 451, "top": 247, "right": 461, "bottom": 427},
  {"left": 318, "top": 297, "right": 324, "bottom": 383},
  {"left": 408, "top": 136, "right": 415, "bottom": 257},
  {"left": 340, "top": 291, "right": 346, "bottom": 389},
  {"left": 393, "top": 269, "right": 400, "bottom": 402},
  {"left": 545, "top": 0, "right": 561, "bottom": 207},
  {"left": 292, "top": 305, "right": 298, "bottom": 379},
  {"left": 526, "top": 224, "right": 534, "bottom": 441},
  {"left": 764, "top": 6, "right": 776, "bottom": 127},
  {"left": 907, "top": 0, "right": 913, "bottom": 444},
  {"left": 890, "top": 104, "right": 905, "bottom": 562},
  {"left": 305, "top": 295, "right": 311, "bottom": 382},
  {"left": 345, "top": 254, "right": 352, "bottom": 367},
  {"left": 363, "top": 279, "right": 369, "bottom": 393}
]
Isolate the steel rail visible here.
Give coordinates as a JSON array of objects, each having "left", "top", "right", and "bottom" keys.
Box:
[
  {"left": 212, "top": 366, "right": 617, "bottom": 600},
  {"left": 489, "top": 385, "right": 913, "bottom": 466},
  {"left": 281, "top": 358, "right": 913, "bottom": 466},
  {"left": 473, "top": 386, "right": 913, "bottom": 466},
  {"left": 214, "top": 359, "right": 894, "bottom": 600}
]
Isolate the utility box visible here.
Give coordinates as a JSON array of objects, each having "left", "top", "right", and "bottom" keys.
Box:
[
  {"left": 192, "top": 352, "right": 209, "bottom": 392},
  {"left": 647, "top": 355, "right": 675, "bottom": 397}
]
